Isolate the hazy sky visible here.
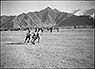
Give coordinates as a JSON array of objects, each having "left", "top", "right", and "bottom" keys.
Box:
[{"left": 1, "top": 1, "right": 95, "bottom": 16}]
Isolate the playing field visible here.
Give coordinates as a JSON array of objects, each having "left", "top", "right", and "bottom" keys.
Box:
[{"left": 0, "top": 29, "right": 94, "bottom": 68}]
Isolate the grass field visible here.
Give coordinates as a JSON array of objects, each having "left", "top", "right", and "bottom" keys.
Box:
[{"left": 0, "top": 29, "right": 94, "bottom": 68}]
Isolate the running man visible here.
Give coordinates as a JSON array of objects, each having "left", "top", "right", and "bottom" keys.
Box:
[
  {"left": 31, "top": 28, "right": 40, "bottom": 45},
  {"left": 24, "top": 28, "right": 31, "bottom": 43}
]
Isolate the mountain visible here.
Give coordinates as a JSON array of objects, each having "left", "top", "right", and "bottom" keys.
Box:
[
  {"left": 84, "top": 8, "right": 95, "bottom": 16},
  {"left": 57, "top": 15, "right": 94, "bottom": 26},
  {"left": 0, "top": 7, "right": 94, "bottom": 30},
  {"left": 13, "top": 13, "right": 32, "bottom": 29},
  {"left": 0, "top": 16, "right": 15, "bottom": 29},
  {"left": 83, "top": 8, "right": 95, "bottom": 18},
  {"left": 38, "top": 7, "right": 60, "bottom": 27}
]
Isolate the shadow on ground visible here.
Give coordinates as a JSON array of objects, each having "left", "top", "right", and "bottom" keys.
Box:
[{"left": 5, "top": 42, "right": 25, "bottom": 45}]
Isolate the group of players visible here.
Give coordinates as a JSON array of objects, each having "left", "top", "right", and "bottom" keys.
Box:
[
  {"left": 24, "top": 26, "right": 59, "bottom": 45},
  {"left": 24, "top": 28, "right": 42, "bottom": 45}
]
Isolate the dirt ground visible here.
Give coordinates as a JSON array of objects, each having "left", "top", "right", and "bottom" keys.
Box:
[{"left": 0, "top": 29, "right": 94, "bottom": 68}]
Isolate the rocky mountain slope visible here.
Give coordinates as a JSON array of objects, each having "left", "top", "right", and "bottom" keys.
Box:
[
  {"left": 83, "top": 8, "right": 95, "bottom": 18},
  {"left": 83, "top": 8, "right": 95, "bottom": 16},
  {"left": 0, "top": 7, "right": 94, "bottom": 30}
]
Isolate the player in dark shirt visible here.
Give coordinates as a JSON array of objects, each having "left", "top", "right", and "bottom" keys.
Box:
[
  {"left": 24, "top": 28, "right": 31, "bottom": 43},
  {"left": 31, "top": 28, "right": 40, "bottom": 45}
]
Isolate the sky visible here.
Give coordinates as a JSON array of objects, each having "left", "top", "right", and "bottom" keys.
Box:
[{"left": 1, "top": 1, "right": 95, "bottom": 16}]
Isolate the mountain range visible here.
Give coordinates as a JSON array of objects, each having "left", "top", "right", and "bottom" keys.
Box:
[
  {"left": 84, "top": 8, "right": 95, "bottom": 16},
  {"left": 0, "top": 7, "right": 94, "bottom": 30}
]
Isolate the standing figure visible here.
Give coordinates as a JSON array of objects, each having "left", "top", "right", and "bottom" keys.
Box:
[
  {"left": 50, "top": 27, "right": 53, "bottom": 32},
  {"left": 73, "top": 24, "right": 76, "bottom": 29},
  {"left": 56, "top": 27, "right": 59, "bottom": 32},
  {"left": 39, "top": 28, "right": 43, "bottom": 32}
]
